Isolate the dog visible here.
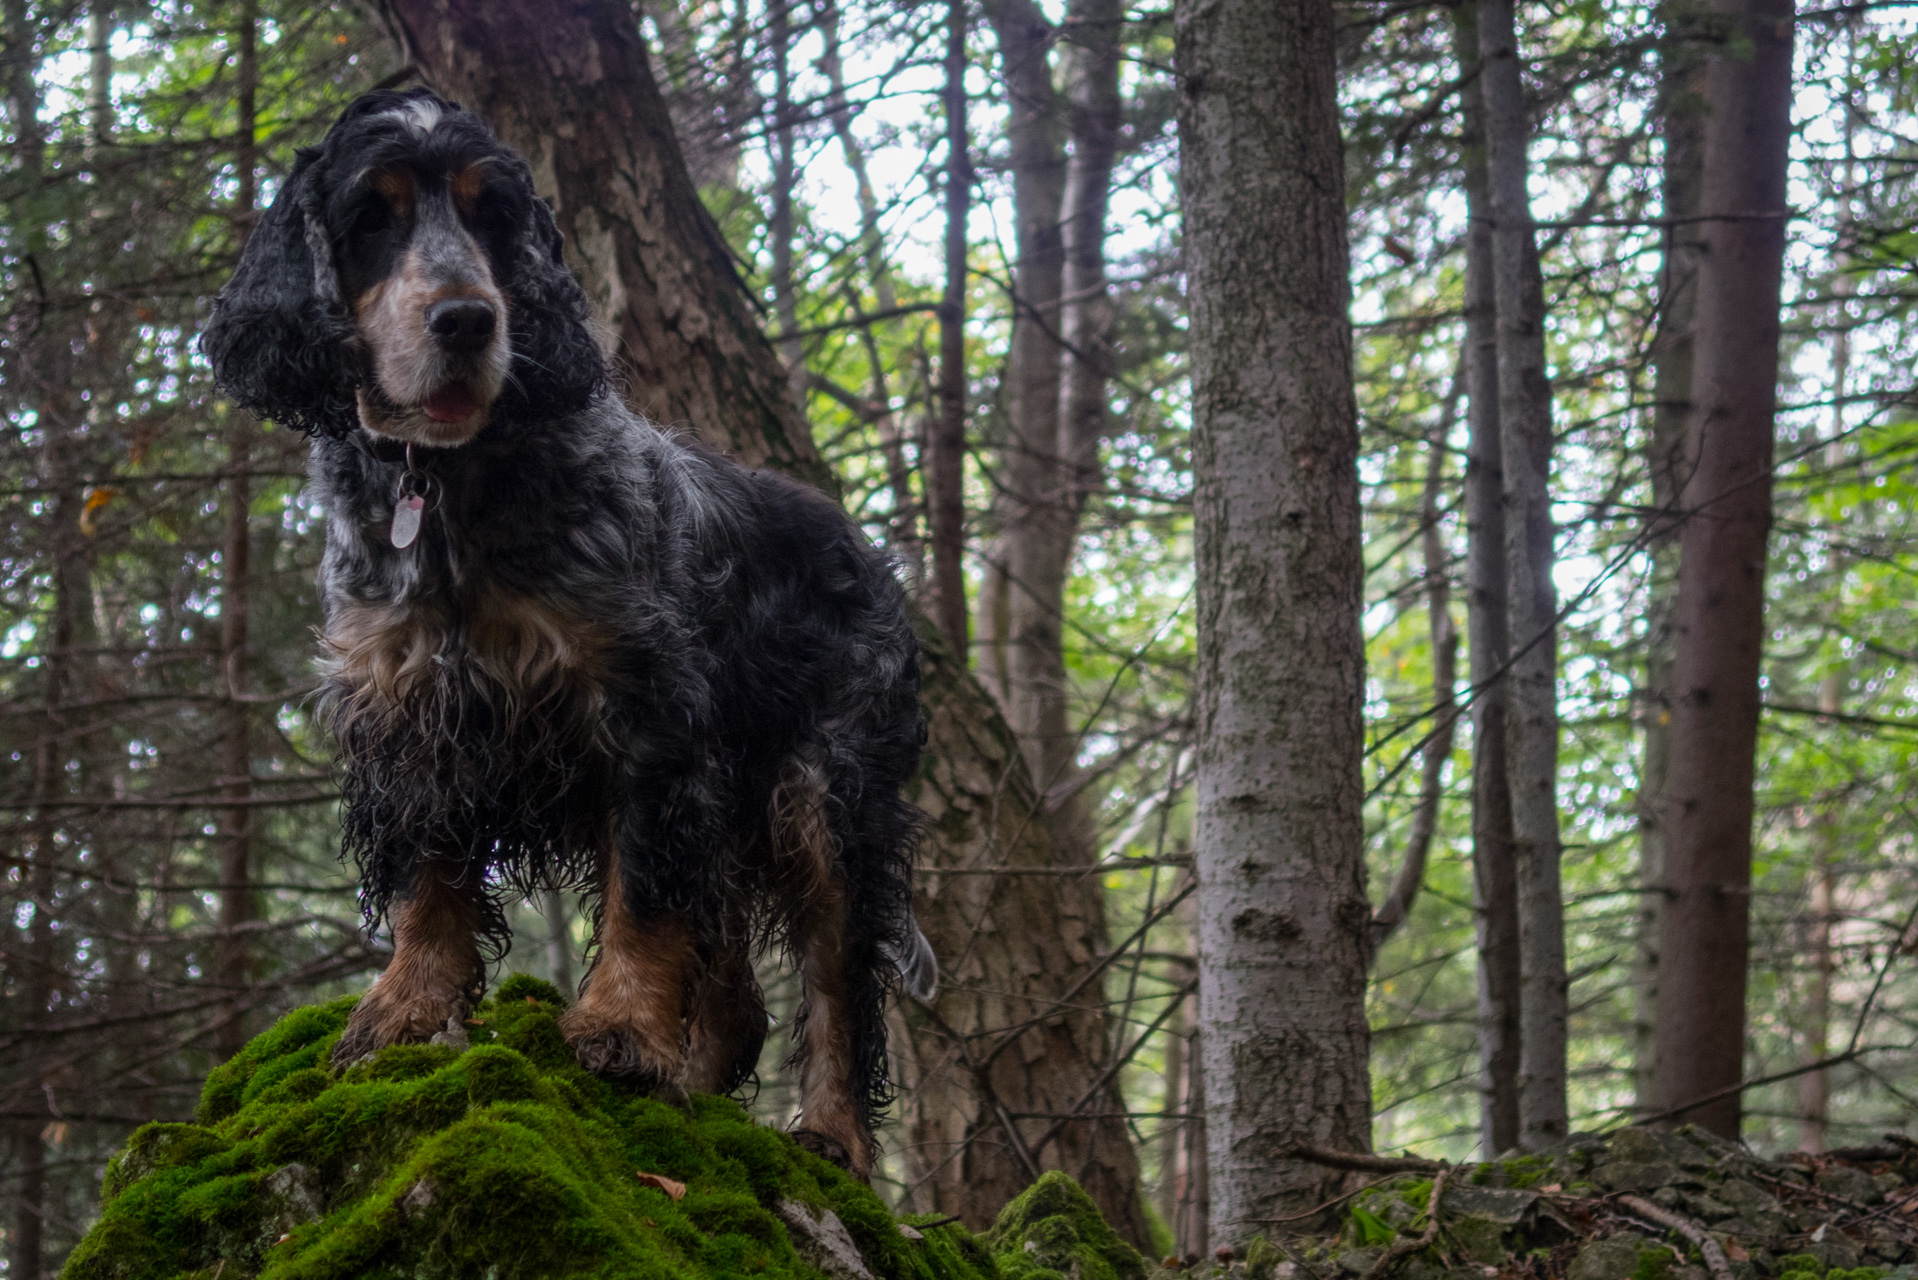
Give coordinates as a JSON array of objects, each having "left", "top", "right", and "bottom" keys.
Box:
[{"left": 201, "top": 88, "right": 933, "bottom": 1177}]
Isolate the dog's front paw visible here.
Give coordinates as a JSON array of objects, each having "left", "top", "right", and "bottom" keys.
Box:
[
  {"left": 790, "top": 1127, "right": 853, "bottom": 1170},
  {"left": 331, "top": 983, "right": 470, "bottom": 1069},
  {"left": 558, "top": 1010, "right": 689, "bottom": 1107}
]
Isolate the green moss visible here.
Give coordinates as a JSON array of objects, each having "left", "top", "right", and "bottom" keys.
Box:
[
  {"left": 1778, "top": 1256, "right": 1829, "bottom": 1277},
  {"left": 67, "top": 980, "right": 1132, "bottom": 1280},
  {"left": 1632, "top": 1246, "right": 1675, "bottom": 1280},
  {"left": 987, "top": 1172, "right": 1145, "bottom": 1280}
]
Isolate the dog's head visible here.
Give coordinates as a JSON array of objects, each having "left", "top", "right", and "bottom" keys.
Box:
[{"left": 202, "top": 88, "right": 605, "bottom": 444}]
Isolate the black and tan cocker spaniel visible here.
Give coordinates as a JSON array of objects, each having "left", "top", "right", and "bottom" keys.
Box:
[{"left": 201, "top": 88, "right": 933, "bottom": 1178}]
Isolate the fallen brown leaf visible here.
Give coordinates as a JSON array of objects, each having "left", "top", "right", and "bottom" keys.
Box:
[
  {"left": 1725, "top": 1243, "right": 1750, "bottom": 1263},
  {"left": 637, "top": 1171, "right": 687, "bottom": 1200}
]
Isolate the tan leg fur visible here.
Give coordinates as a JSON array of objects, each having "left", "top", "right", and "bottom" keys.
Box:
[
  {"left": 559, "top": 851, "right": 693, "bottom": 1097},
  {"left": 334, "top": 860, "right": 484, "bottom": 1066}
]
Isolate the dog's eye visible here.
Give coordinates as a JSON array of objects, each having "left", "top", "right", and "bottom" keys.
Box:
[{"left": 350, "top": 198, "right": 394, "bottom": 237}]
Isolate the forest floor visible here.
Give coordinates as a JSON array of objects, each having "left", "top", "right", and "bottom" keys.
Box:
[
  {"left": 1253, "top": 1125, "right": 1918, "bottom": 1280},
  {"left": 60, "top": 979, "right": 1918, "bottom": 1280}
]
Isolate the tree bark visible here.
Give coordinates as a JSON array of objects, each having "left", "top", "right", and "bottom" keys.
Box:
[
  {"left": 928, "top": 0, "right": 973, "bottom": 654},
  {"left": 1476, "top": 0, "right": 1567, "bottom": 1150},
  {"left": 1370, "top": 376, "right": 1461, "bottom": 953},
  {"left": 214, "top": 0, "right": 259, "bottom": 1062},
  {"left": 1651, "top": 0, "right": 1794, "bottom": 1141},
  {"left": 381, "top": 0, "right": 1148, "bottom": 1237},
  {"left": 895, "top": 629, "right": 1150, "bottom": 1245},
  {"left": 767, "top": 0, "right": 807, "bottom": 407},
  {"left": 1635, "top": 0, "right": 1708, "bottom": 1117},
  {"left": 1799, "top": 24, "right": 1856, "bottom": 1156},
  {"left": 1451, "top": 0, "right": 1521, "bottom": 1157},
  {"left": 990, "top": 0, "right": 1122, "bottom": 792},
  {"left": 976, "top": 0, "right": 1066, "bottom": 699},
  {"left": 819, "top": 2, "right": 919, "bottom": 570},
  {"left": 1178, "top": 0, "right": 1373, "bottom": 1234}
]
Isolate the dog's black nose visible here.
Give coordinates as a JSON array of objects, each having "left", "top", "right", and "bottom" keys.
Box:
[{"left": 425, "top": 298, "right": 498, "bottom": 354}]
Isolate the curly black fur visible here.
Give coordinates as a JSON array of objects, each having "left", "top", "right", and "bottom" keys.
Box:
[{"left": 205, "top": 90, "right": 929, "bottom": 1136}]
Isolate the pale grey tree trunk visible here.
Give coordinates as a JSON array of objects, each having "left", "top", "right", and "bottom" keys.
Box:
[
  {"left": 1634, "top": 2, "right": 1707, "bottom": 1113},
  {"left": 1452, "top": 0, "right": 1520, "bottom": 1156},
  {"left": 1651, "top": 0, "right": 1794, "bottom": 1140},
  {"left": 1178, "top": 0, "right": 1372, "bottom": 1234},
  {"left": 1476, "top": 0, "right": 1567, "bottom": 1149}
]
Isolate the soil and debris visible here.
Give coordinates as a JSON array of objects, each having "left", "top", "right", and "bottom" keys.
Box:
[
  {"left": 62, "top": 974, "right": 1143, "bottom": 1280},
  {"left": 1227, "top": 1126, "right": 1918, "bottom": 1280}
]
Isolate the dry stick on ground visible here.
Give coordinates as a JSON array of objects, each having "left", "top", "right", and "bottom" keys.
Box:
[
  {"left": 1287, "top": 1145, "right": 1451, "bottom": 1175},
  {"left": 1615, "top": 1195, "right": 1734, "bottom": 1280},
  {"left": 1363, "top": 1167, "right": 1452, "bottom": 1280}
]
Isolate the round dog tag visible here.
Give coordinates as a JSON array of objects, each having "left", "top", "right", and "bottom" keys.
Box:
[{"left": 390, "top": 494, "right": 426, "bottom": 549}]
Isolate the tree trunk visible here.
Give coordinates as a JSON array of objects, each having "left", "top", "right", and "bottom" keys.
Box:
[
  {"left": 1634, "top": 0, "right": 1707, "bottom": 1116},
  {"left": 215, "top": 0, "right": 260, "bottom": 1062},
  {"left": 380, "top": 0, "right": 1148, "bottom": 1237},
  {"left": 1157, "top": 991, "right": 1186, "bottom": 1232},
  {"left": 1651, "top": 0, "right": 1793, "bottom": 1140},
  {"left": 767, "top": 0, "right": 807, "bottom": 407},
  {"left": 990, "top": 0, "right": 1122, "bottom": 792},
  {"left": 896, "top": 630, "right": 1150, "bottom": 1245},
  {"left": 1452, "top": 0, "right": 1521, "bottom": 1157},
  {"left": 976, "top": 0, "right": 1066, "bottom": 699},
  {"left": 928, "top": 0, "right": 972, "bottom": 654},
  {"left": 819, "top": 2, "right": 919, "bottom": 571},
  {"left": 1476, "top": 0, "right": 1567, "bottom": 1150},
  {"left": 1799, "top": 27, "right": 1856, "bottom": 1155},
  {"left": 1370, "top": 375, "right": 1461, "bottom": 953},
  {"left": 1178, "top": 0, "right": 1372, "bottom": 1233}
]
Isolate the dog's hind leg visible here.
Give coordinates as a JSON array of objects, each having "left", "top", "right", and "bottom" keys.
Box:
[
  {"left": 558, "top": 849, "right": 693, "bottom": 1100},
  {"left": 680, "top": 943, "right": 767, "bottom": 1097},
  {"left": 334, "top": 858, "right": 485, "bottom": 1066},
  {"left": 787, "top": 871, "right": 878, "bottom": 1179}
]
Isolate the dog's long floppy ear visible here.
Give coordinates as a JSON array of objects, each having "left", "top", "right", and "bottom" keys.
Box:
[
  {"left": 201, "top": 148, "right": 361, "bottom": 438},
  {"left": 498, "top": 187, "right": 607, "bottom": 421}
]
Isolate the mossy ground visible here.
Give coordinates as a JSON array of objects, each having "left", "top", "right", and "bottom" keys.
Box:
[
  {"left": 64, "top": 975, "right": 1141, "bottom": 1280},
  {"left": 1284, "top": 1126, "right": 1918, "bottom": 1280}
]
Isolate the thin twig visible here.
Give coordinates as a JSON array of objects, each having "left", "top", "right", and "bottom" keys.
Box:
[
  {"left": 1364, "top": 1167, "right": 1451, "bottom": 1280},
  {"left": 1616, "top": 1195, "right": 1733, "bottom": 1280},
  {"left": 1288, "top": 1144, "right": 1451, "bottom": 1174}
]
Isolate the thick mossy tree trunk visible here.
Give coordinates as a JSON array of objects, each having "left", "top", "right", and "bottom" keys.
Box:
[
  {"left": 378, "top": 0, "right": 1148, "bottom": 1242},
  {"left": 1177, "top": 0, "right": 1373, "bottom": 1235}
]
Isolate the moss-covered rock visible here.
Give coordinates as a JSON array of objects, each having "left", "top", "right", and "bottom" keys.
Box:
[
  {"left": 61, "top": 977, "right": 1101, "bottom": 1280},
  {"left": 987, "top": 1173, "right": 1145, "bottom": 1280}
]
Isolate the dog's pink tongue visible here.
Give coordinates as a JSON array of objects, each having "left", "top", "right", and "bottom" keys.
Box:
[{"left": 423, "top": 384, "right": 480, "bottom": 422}]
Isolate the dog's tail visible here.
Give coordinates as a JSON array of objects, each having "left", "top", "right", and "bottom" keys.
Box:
[{"left": 884, "top": 920, "right": 939, "bottom": 1002}]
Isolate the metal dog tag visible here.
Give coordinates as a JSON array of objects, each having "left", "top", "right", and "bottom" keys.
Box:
[{"left": 390, "top": 494, "right": 426, "bottom": 549}]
